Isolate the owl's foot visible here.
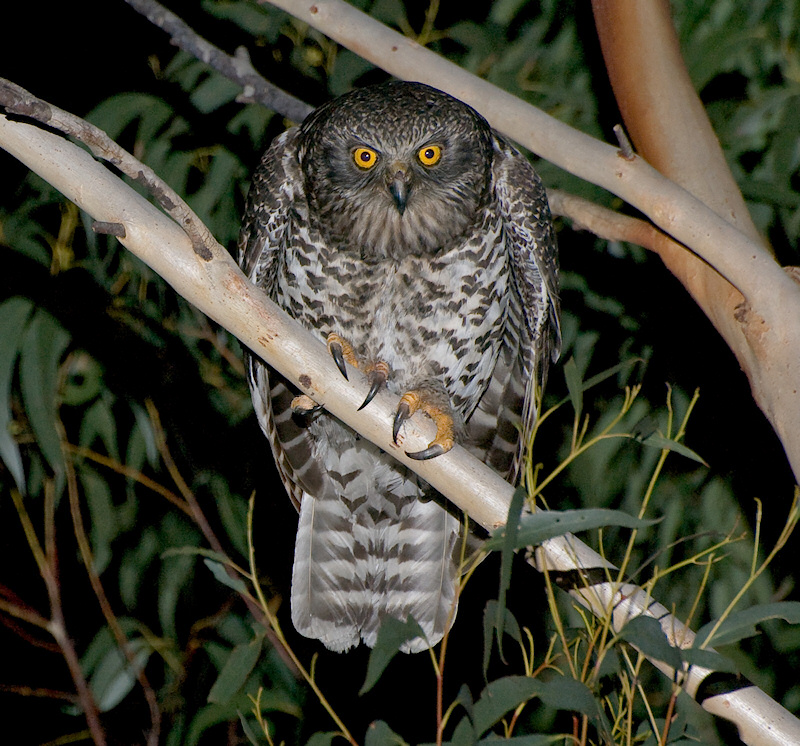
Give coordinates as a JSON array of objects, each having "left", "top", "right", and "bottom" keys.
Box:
[
  {"left": 291, "top": 394, "right": 322, "bottom": 416},
  {"left": 393, "top": 390, "right": 455, "bottom": 460},
  {"left": 327, "top": 333, "right": 389, "bottom": 410}
]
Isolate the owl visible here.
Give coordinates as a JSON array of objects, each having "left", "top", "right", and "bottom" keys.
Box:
[{"left": 239, "top": 81, "right": 560, "bottom": 653}]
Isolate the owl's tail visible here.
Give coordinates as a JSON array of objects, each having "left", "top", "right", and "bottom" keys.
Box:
[{"left": 290, "top": 477, "right": 463, "bottom": 653}]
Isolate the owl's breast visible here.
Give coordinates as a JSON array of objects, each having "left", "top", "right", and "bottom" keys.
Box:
[{"left": 275, "top": 210, "right": 510, "bottom": 417}]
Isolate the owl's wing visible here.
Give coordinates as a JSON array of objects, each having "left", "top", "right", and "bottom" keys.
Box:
[
  {"left": 239, "top": 127, "right": 303, "bottom": 291},
  {"left": 238, "top": 126, "right": 316, "bottom": 511},
  {"left": 469, "top": 134, "right": 560, "bottom": 480}
]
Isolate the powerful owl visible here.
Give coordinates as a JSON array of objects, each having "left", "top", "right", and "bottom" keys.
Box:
[{"left": 239, "top": 81, "right": 560, "bottom": 653}]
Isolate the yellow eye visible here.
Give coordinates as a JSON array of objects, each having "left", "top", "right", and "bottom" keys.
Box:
[
  {"left": 418, "top": 144, "right": 442, "bottom": 166},
  {"left": 353, "top": 147, "right": 378, "bottom": 169}
]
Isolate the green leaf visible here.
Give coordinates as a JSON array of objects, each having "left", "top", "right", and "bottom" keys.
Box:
[
  {"left": 208, "top": 634, "right": 264, "bottom": 704},
  {"left": 495, "top": 485, "right": 526, "bottom": 660},
  {"left": 486, "top": 509, "right": 658, "bottom": 551},
  {"left": 365, "top": 720, "right": 408, "bottom": 746},
  {"left": 483, "top": 600, "right": 522, "bottom": 677},
  {"left": 472, "top": 676, "right": 542, "bottom": 735},
  {"left": 19, "top": 309, "right": 70, "bottom": 479},
  {"left": 204, "top": 558, "right": 248, "bottom": 594},
  {"left": 553, "top": 358, "right": 643, "bottom": 411},
  {"left": 563, "top": 357, "right": 583, "bottom": 420},
  {"left": 360, "top": 616, "right": 426, "bottom": 694},
  {"left": 619, "top": 616, "right": 683, "bottom": 671},
  {"left": 79, "top": 396, "right": 119, "bottom": 461},
  {"left": 696, "top": 601, "right": 800, "bottom": 648},
  {"left": 237, "top": 711, "right": 263, "bottom": 746},
  {"left": 538, "top": 677, "right": 598, "bottom": 719},
  {"left": 210, "top": 475, "right": 249, "bottom": 558},
  {"left": 635, "top": 432, "right": 708, "bottom": 466},
  {"left": 680, "top": 647, "right": 738, "bottom": 674},
  {"left": 79, "top": 466, "right": 117, "bottom": 573},
  {"left": 88, "top": 638, "right": 152, "bottom": 712},
  {"left": 305, "top": 734, "right": 338, "bottom": 746},
  {"left": 0, "top": 297, "right": 34, "bottom": 494}
]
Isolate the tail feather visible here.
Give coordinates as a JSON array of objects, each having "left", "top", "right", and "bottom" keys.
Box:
[{"left": 290, "top": 437, "right": 462, "bottom": 652}]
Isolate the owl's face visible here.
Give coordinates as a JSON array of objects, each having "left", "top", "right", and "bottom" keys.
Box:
[{"left": 298, "top": 82, "right": 495, "bottom": 261}]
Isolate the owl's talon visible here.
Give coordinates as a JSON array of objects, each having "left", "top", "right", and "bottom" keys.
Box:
[
  {"left": 406, "top": 443, "right": 446, "bottom": 461},
  {"left": 326, "top": 333, "right": 358, "bottom": 381},
  {"left": 328, "top": 341, "right": 348, "bottom": 380},
  {"left": 392, "top": 390, "right": 454, "bottom": 459},
  {"left": 392, "top": 400, "right": 411, "bottom": 444},
  {"left": 358, "top": 362, "right": 389, "bottom": 411}
]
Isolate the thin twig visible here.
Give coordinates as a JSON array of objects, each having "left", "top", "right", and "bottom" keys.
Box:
[
  {"left": 10, "top": 489, "right": 107, "bottom": 746},
  {"left": 145, "top": 400, "right": 228, "bottom": 558},
  {"left": 613, "top": 124, "right": 635, "bottom": 160},
  {"left": 65, "top": 443, "right": 193, "bottom": 518},
  {"left": 62, "top": 435, "right": 162, "bottom": 745},
  {"left": 547, "top": 188, "right": 664, "bottom": 253},
  {"left": 0, "top": 77, "right": 215, "bottom": 260},
  {"left": 122, "top": 0, "right": 312, "bottom": 123}
]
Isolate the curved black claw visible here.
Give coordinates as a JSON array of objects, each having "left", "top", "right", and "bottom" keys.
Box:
[
  {"left": 328, "top": 341, "right": 349, "bottom": 381},
  {"left": 405, "top": 443, "right": 446, "bottom": 461},
  {"left": 358, "top": 367, "right": 388, "bottom": 411},
  {"left": 392, "top": 401, "right": 411, "bottom": 444}
]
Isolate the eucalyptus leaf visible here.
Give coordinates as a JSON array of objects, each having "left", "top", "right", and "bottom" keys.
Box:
[
  {"left": 635, "top": 432, "right": 708, "bottom": 466},
  {"left": 0, "top": 296, "right": 34, "bottom": 494},
  {"left": 208, "top": 634, "right": 264, "bottom": 704},
  {"left": 495, "top": 485, "right": 526, "bottom": 657},
  {"left": 483, "top": 600, "right": 522, "bottom": 677},
  {"left": 486, "top": 509, "right": 658, "bottom": 551},
  {"left": 680, "top": 647, "right": 738, "bottom": 674},
  {"left": 305, "top": 734, "right": 337, "bottom": 746},
  {"left": 89, "top": 639, "right": 151, "bottom": 712},
  {"left": 472, "top": 676, "right": 542, "bottom": 735},
  {"left": 619, "top": 616, "right": 683, "bottom": 671},
  {"left": 204, "top": 558, "right": 248, "bottom": 594},
  {"left": 238, "top": 711, "right": 263, "bottom": 746},
  {"left": 563, "top": 357, "right": 583, "bottom": 420},
  {"left": 360, "top": 616, "right": 426, "bottom": 694},
  {"left": 19, "top": 309, "right": 70, "bottom": 478},
  {"left": 695, "top": 601, "right": 800, "bottom": 648}
]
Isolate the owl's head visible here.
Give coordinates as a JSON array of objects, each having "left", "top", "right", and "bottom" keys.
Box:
[{"left": 298, "top": 81, "right": 495, "bottom": 261}]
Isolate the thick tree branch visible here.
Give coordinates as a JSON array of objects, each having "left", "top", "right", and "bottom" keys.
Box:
[
  {"left": 2, "top": 93, "right": 799, "bottom": 743},
  {"left": 589, "top": 0, "right": 800, "bottom": 489},
  {"left": 547, "top": 188, "right": 665, "bottom": 254}
]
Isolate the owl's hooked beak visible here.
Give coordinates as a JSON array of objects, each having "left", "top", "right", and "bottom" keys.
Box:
[{"left": 388, "top": 166, "right": 411, "bottom": 215}]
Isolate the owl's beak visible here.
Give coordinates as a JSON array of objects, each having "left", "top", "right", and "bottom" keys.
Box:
[{"left": 388, "top": 167, "right": 410, "bottom": 215}]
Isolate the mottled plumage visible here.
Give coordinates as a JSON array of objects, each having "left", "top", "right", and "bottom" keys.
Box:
[{"left": 239, "top": 81, "right": 560, "bottom": 653}]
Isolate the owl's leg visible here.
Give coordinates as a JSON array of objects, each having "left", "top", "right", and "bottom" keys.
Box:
[
  {"left": 326, "top": 333, "right": 389, "bottom": 410},
  {"left": 393, "top": 390, "right": 455, "bottom": 461}
]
